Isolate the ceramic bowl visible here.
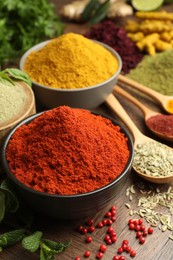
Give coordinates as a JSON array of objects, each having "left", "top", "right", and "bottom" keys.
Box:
[
  {"left": 0, "top": 82, "right": 36, "bottom": 147},
  {"left": 19, "top": 40, "right": 122, "bottom": 109},
  {"left": 1, "top": 111, "right": 134, "bottom": 220}
]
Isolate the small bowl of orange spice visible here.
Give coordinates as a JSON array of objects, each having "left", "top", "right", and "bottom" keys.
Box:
[{"left": 1, "top": 106, "right": 134, "bottom": 219}]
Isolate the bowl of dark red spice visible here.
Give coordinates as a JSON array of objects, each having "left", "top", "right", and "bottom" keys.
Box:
[
  {"left": 19, "top": 32, "right": 122, "bottom": 109},
  {"left": 1, "top": 106, "right": 134, "bottom": 219}
]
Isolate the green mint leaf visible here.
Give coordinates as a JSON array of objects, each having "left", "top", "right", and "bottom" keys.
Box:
[
  {"left": 42, "top": 239, "right": 71, "bottom": 253},
  {"left": 0, "top": 229, "right": 26, "bottom": 248},
  {"left": 22, "top": 231, "right": 42, "bottom": 253},
  {"left": 0, "top": 237, "right": 7, "bottom": 247},
  {"left": 0, "top": 71, "right": 15, "bottom": 86},
  {"left": 0, "top": 190, "right": 5, "bottom": 223},
  {"left": 3, "top": 68, "right": 32, "bottom": 87},
  {"left": 40, "top": 242, "right": 55, "bottom": 260},
  {"left": 0, "top": 178, "right": 19, "bottom": 214},
  {"left": 40, "top": 246, "right": 51, "bottom": 260}
]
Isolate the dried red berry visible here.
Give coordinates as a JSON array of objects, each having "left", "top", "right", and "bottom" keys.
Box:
[
  {"left": 130, "top": 250, "right": 136, "bottom": 257},
  {"left": 86, "top": 236, "right": 92, "bottom": 243},
  {"left": 148, "top": 227, "right": 154, "bottom": 234},
  {"left": 88, "top": 226, "right": 95, "bottom": 233},
  {"left": 125, "top": 246, "right": 131, "bottom": 253},
  {"left": 117, "top": 247, "right": 123, "bottom": 254},
  {"left": 99, "top": 244, "right": 107, "bottom": 253},
  {"left": 139, "top": 236, "right": 145, "bottom": 244},
  {"left": 84, "top": 251, "right": 90, "bottom": 257},
  {"left": 97, "top": 222, "right": 104, "bottom": 228},
  {"left": 87, "top": 219, "right": 94, "bottom": 226},
  {"left": 113, "top": 256, "right": 119, "bottom": 260},
  {"left": 105, "top": 211, "right": 112, "bottom": 218}
]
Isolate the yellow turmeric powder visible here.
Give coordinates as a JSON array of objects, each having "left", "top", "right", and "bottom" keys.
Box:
[{"left": 23, "top": 33, "right": 119, "bottom": 89}]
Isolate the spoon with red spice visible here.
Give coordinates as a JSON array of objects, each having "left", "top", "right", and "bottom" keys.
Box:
[
  {"left": 118, "top": 74, "right": 173, "bottom": 115},
  {"left": 114, "top": 86, "right": 173, "bottom": 142},
  {"left": 105, "top": 93, "right": 173, "bottom": 184}
]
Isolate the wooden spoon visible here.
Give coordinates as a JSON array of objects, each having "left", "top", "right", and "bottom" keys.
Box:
[
  {"left": 114, "top": 85, "right": 173, "bottom": 142},
  {"left": 118, "top": 74, "right": 173, "bottom": 114},
  {"left": 105, "top": 93, "right": 173, "bottom": 184}
]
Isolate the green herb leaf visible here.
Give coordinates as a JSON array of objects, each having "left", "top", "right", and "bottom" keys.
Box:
[
  {"left": 81, "top": 0, "right": 99, "bottom": 21},
  {"left": 0, "top": 71, "right": 15, "bottom": 86},
  {"left": 22, "top": 231, "right": 42, "bottom": 253},
  {"left": 42, "top": 239, "right": 71, "bottom": 253},
  {"left": 0, "top": 0, "right": 64, "bottom": 66},
  {"left": 0, "top": 229, "right": 26, "bottom": 248},
  {"left": 3, "top": 68, "right": 32, "bottom": 87},
  {"left": 89, "top": 0, "right": 110, "bottom": 25},
  {"left": 0, "top": 178, "right": 19, "bottom": 214},
  {"left": 0, "top": 190, "right": 5, "bottom": 223}
]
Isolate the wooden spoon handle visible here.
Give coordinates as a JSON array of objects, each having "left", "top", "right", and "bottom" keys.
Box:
[
  {"left": 114, "top": 85, "right": 152, "bottom": 117},
  {"left": 118, "top": 74, "right": 164, "bottom": 105},
  {"left": 105, "top": 93, "right": 143, "bottom": 143}
]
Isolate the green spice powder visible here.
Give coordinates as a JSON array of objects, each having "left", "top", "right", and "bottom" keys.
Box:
[
  {"left": 0, "top": 83, "right": 26, "bottom": 124},
  {"left": 127, "top": 50, "right": 173, "bottom": 96}
]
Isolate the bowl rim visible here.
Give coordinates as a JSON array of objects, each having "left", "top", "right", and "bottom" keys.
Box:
[
  {"left": 19, "top": 39, "right": 122, "bottom": 92},
  {"left": 1, "top": 110, "right": 134, "bottom": 199}
]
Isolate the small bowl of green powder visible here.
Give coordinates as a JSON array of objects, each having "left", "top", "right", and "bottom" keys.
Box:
[{"left": 0, "top": 69, "right": 36, "bottom": 146}]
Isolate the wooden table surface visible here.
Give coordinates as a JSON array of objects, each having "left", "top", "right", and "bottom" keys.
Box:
[{"left": 1, "top": 1, "right": 173, "bottom": 260}]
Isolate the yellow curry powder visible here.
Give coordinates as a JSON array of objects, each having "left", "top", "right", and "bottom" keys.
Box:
[
  {"left": 23, "top": 33, "right": 119, "bottom": 89},
  {"left": 167, "top": 100, "right": 173, "bottom": 114}
]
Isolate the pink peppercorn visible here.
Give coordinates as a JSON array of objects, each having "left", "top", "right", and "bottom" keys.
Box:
[
  {"left": 105, "top": 211, "right": 112, "bottom": 218},
  {"left": 106, "top": 219, "right": 113, "bottom": 226},
  {"left": 86, "top": 236, "right": 92, "bottom": 243},
  {"left": 96, "top": 252, "right": 103, "bottom": 259},
  {"left": 81, "top": 227, "right": 88, "bottom": 234},
  {"left": 99, "top": 244, "right": 107, "bottom": 253},
  {"left": 130, "top": 250, "right": 136, "bottom": 257},
  {"left": 102, "top": 219, "right": 107, "bottom": 226},
  {"left": 84, "top": 251, "right": 90, "bottom": 257},
  {"left": 117, "top": 247, "right": 123, "bottom": 254},
  {"left": 107, "top": 227, "right": 114, "bottom": 234},
  {"left": 148, "top": 227, "right": 154, "bottom": 234},
  {"left": 111, "top": 216, "right": 116, "bottom": 222},
  {"left": 119, "top": 256, "right": 126, "bottom": 260},
  {"left": 87, "top": 219, "right": 94, "bottom": 226},
  {"left": 113, "top": 256, "right": 119, "bottom": 260},
  {"left": 88, "top": 226, "right": 95, "bottom": 233},
  {"left": 97, "top": 222, "right": 104, "bottom": 228}
]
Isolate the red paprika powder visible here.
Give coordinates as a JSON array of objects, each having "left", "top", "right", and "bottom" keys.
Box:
[
  {"left": 146, "top": 114, "right": 173, "bottom": 136},
  {"left": 6, "top": 106, "right": 130, "bottom": 195}
]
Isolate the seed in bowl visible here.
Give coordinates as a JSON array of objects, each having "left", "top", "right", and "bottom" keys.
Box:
[
  {"left": 23, "top": 33, "right": 119, "bottom": 89},
  {"left": 6, "top": 106, "right": 130, "bottom": 195}
]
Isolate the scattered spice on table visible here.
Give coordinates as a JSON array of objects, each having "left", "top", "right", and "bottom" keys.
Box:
[
  {"left": 127, "top": 50, "right": 173, "bottom": 95},
  {"left": 84, "top": 20, "right": 144, "bottom": 74},
  {"left": 126, "top": 183, "right": 173, "bottom": 239},
  {"left": 133, "top": 141, "right": 173, "bottom": 177},
  {"left": 146, "top": 114, "right": 173, "bottom": 137},
  {"left": 74, "top": 205, "right": 154, "bottom": 259},
  {"left": 6, "top": 106, "right": 130, "bottom": 195},
  {"left": 23, "top": 32, "right": 119, "bottom": 89}
]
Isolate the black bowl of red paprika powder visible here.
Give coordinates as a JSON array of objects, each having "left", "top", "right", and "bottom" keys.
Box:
[{"left": 1, "top": 106, "right": 134, "bottom": 219}]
